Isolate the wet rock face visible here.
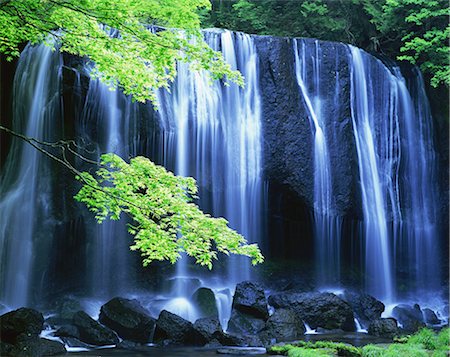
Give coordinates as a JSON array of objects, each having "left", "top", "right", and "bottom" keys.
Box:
[
  {"left": 99, "top": 297, "right": 156, "bottom": 343},
  {"left": 367, "top": 318, "right": 399, "bottom": 338},
  {"left": 232, "top": 281, "right": 269, "bottom": 320},
  {"left": 72, "top": 311, "right": 119, "bottom": 346},
  {"left": 254, "top": 36, "right": 359, "bottom": 219},
  {"left": 268, "top": 291, "right": 355, "bottom": 331},
  {"left": 191, "top": 287, "right": 219, "bottom": 318},
  {"left": 259, "top": 308, "right": 305, "bottom": 343}
]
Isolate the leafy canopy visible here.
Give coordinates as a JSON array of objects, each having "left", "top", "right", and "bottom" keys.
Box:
[
  {"left": 0, "top": 0, "right": 243, "bottom": 103},
  {"left": 75, "top": 154, "right": 264, "bottom": 268},
  {"left": 0, "top": 0, "right": 262, "bottom": 267}
]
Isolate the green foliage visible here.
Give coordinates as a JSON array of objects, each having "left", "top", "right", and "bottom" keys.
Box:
[
  {"left": 407, "top": 328, "right": 439, "bottom": 350},
  {"left": 269, "top": 341, "right": 361, "bottom": 357},
  {"left": 436, "top": 328, "right": 450, "bottom": 348},
  {"left": 0, "top": 0, "right": 242, "bottom": 103},
  {"left": 362, "top": 343, "right": 429, "bottom": 357},
  {"left": 74, "top": 153, "right": 264, "bottom": 268},
  {"left": 202, "top": 0, "right": 449, "bottom": 88},
  {"left": 363, "top": 0, "right": 449, "bottom": 87}
]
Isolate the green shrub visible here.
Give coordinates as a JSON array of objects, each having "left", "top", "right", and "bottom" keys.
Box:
[
  {"left": 361, "top": 344, "right": 386, "bottom": 357},
  {"left": 407, "top": 328, "right": 438, "bottom": 350},
  {"left": 436, "top": 328, "right": 449, "bottom": 349}
]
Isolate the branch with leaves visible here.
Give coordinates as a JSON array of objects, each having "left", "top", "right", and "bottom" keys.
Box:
[{"left": 0, "top": 124, "right": 264, "bottom": 268}]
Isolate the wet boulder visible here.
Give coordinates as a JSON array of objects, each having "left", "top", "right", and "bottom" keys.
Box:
[
  {"left": 367, "top": 318, "right": 399, "bottom": 338},
  {"left": 11, "top": 335, "right": 66, "bottom": 357},
  {"left": 193, "top": 316, "right": 223, "bottom": 344},
  {"left": 232, "top": 281, "right": 268, "bottom": 319},
  {"left": 392, "top": 304, "right": 426, "bottom": 332},
  {"left": 72, "top": 311, "right": 119, "bottom": 346},
  {"left": 153, "top": 310, "right": 200, "bottom": 345},
  {"left": 192, "top": 288, "right": 219, "bottom": 318},
  {"left": 343, "top": 290, "right": 384, "bottom": 327},
  {"left": 227, "top": 310, "right": 266, "bottom": 335},
  {"left": 0, "top": 308, "right": 44, "bottom": 344},
  {"left": 99, "top": 297, "right": 156, "bottom": 343},
  {"left": 259, "top": 309, "right": 305, "bottom": 343},
  {"left": 218, "top": 333, "right": 264, "bottom": 347},
  {"left": 268, "top": 292, "right": 355, "bottom": 331},
  {"left": 55, "top": 324, "right": 80, "bottom": 339},
  {"left": 422, "top": 308, "right": 441, "bottom": 325}
]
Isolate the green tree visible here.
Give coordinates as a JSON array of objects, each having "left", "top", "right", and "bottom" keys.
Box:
[
  {"left": 363, "top": 0, "right": 449, "bottom": 87},
  {"left": 0, "top": 0, "right": 263, "bottom": 268}
]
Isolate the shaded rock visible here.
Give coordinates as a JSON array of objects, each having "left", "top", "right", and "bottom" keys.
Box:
[
  {"left": 227, "top": 310, "right": 266, "bottom": 335},
  {"left": 55, "top": 324, "right": 80, "bottom": 339},
  {"left": 368, "top": 318, "right": 399, "bottom": 338},
  {"left": 423, "top": 308, "right": 441, "bottom": 325},
  {"left": 0, "top": 308, "right": 44, "bottom": 344},
  {"left": 205, "top": 339, "right": 222, "bottom": 348},
  {"left": 218, "top": 333, "right": 263, "bottom": 347},
  {"left": 268, "top": 292, "right": 355, "bottom": 331},
  {"left": 232, "top": 281, "right": 268, "bottom": 319},
  {"left": 193, "top": 316, "right": 222, "bottom": 344},
  {"left": 60, "top": 337, "right": 91, "bottom": 349},
  {"left": 392, "top": 304, "right": 425, "bottom": 332},
  {"left": 153, "top": 310, "right": 199, "bottom": 345},
  {"left": 0, "top": 341, "right": 14, "bottom": 356},
  {"left": 343, "top": 291, "right": 384, "bottom": 326},
  {"left": 12, "top": 335, "right": 66, "bottom": 357},
  {"left": 259, "top": 309, "right": 305, "bottom": 343},
  {"left": 192, "top": 288, "right": 218, "bottom": 318},
  {"left": 45, "top": 297, "right": 83, "bottom": 327},
  {"left": 72, "top": 311, "right": 119, "bottom": 346},
  {"left": 99, "top": 297, "right": 156, "bottom": 343}
]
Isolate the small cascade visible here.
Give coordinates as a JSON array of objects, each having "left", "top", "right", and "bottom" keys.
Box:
[
  {"left": 354, "top": 318, "right": 367, "bottom": 333},
  {"left": 0, "top": 43, "right": 62, "bottom": 308},
  {"left": 303, "top": 322, "right": 318, "bottom": 335},
  {"left": 293, "top": 39, "right": 341, "bottom": 287}
]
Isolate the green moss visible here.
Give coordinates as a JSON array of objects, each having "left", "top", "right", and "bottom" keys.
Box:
[
  {"left": 436, "top": 328, "right": 449, "bottom": 348},
  {"left": 287, "top": 347, "right": 334, "bottom": 357},
  {"left": 269, "top": 341, "right": 362, "bottom": 356}
]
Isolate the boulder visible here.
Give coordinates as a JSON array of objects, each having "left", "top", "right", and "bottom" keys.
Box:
[
  {"left": 11, "top": 335, "right": 66, "bottom": 357},
  {"left": 259, "top": 309, "right": 305, "bottom": 343},
  {"left": 192, "top": 288, "right": 219, "bottom": 318},
  {"left": 422, "top": 308, "right": 441, "bottom": 325},
  {"left": 232, "top": 281, "right": 268, "bottom": 319},
  {"left": 218, "top": 333, "right": 263, "bottom": 347},
  {"left": 45, "top": 297, "right": 84, "bottom": 327},
  {"left": 368, "top": 318, "right": 399, "bottom": 338},
  {"left": 343, "top": 291, "right": 384, "bottom": 326},
  {"left": 72, "top": 311, "right": 119, "bottom": 346},
  {"left": 99, "top": 297, "right": 156, "bottom": 343},
  {"left": 0, "top": 308, "right": 44, "bottom": 344},
  {"left": 392, "top": 304, "right": 426, "bottom": 332},
  {"left": 227, "top": 310, "right": 266, "bottom": 335},
  {"left": 55, "top": 324, "right": 80, "bottom": 339},
  {"left": 268, "top": 292, "right": 355, "bottom": 331},
  {"left": 153, "top": 310, "right": 200, "bottom": 345},
  {"left": 0, "top": 341, "right": 14, "bottom": 356},
  {"left": 193, "top": 316, "right": 223, "bottom": 344}
]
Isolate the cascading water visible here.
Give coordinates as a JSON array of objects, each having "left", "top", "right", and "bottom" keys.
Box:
[
  {"left": 0, "top": 43, "right": 62, "bottom": 308},
  {"left": 157, "top": 29, "right": 264, "bottom": 293},
  {"left": 293, "top": 39, "right": 341, "bottom": 287},
  {"left": 348, "top": 46, "right": 395, "bottom": 301}
]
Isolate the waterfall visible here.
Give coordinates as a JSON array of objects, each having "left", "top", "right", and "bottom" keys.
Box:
[
  {"left": 293, "top": 39, "right": 342, "bottom": 287},
  {"left": 0, "top": 43, "right": 62, "bottom": 307},
  {"left": 157, "top": 29, "right": 264, "bottom": 291},
  {"left": 348, "top": 46, "right": 395, "bottom": 301}
]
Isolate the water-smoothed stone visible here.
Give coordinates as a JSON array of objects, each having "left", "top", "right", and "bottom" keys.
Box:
[
  {"left": 55, "top": 324, "right": 80, "bottom": 339},
  {"left": 227, "top": 310, "right": 266, "bottom": 335},
  {"left": 193, "top": 316, "right": 222, "bottom": 344},
  {"left": 0, "top": 308, "right": 44, "bottom": 344},
  {"left": 343, "top": 290, "right": 385, "bottom": 327},
  {"left": 99, "top": 297, "right": 155, "bottom": 343},
  {"left": 232, "top": 281, "right": 268, "bottom": 319},
  {"left": 60, "top": 336, "right": 91, "bottom": 349},
  {"left": 268, "top": 291, "right": 355, "bottom": 331},
  {"left": 368, "top": 318, "right": 398, "bottom": 338},
  {"left": 153, "top": 310, "right": 200, "bottom": 345},
  {"left": 0, "top": 341, "right": 14, "bottom": 356},
  {"left": 12, "top": 335, "right": 66, "bottom": 356},
  {"left": 217, "top": 347, "right": 266, "bottom": 355},
  {"left": 259, "top": 308, "right": 305, "bottom": 343},
  {"left": 392, "top": 304, "right": 425, "bottom": 332},
  {"left": 423, "top": 308, "right": 441, "bottom": 325},
  {"left": 72, "top": 311, "right": 119, "bottom": 346},
  {"left": 192, "top": 287, "right": 219, "bottom": 318},
  {"left": 218, "top": 333, "right": 263, "bottom": 348}
]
